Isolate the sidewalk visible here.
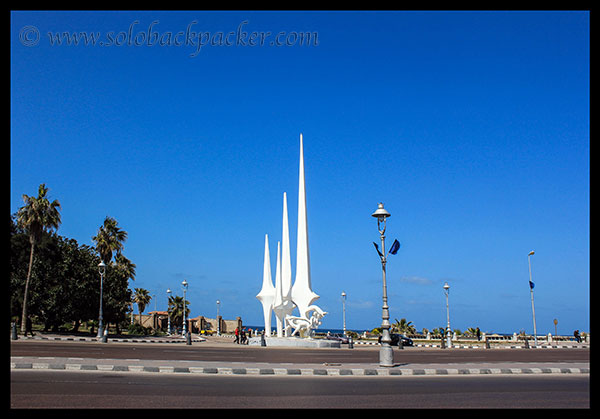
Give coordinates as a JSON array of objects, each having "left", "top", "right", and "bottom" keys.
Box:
[
  {"left": 10, "top": 333, "right": 589, "bottom": 377},
  {"left": 12, "top": 332, "right": 590, "bottom": 349},
  {"left": 11, "top": 332, "right": 206, "bottom": 344},
  {"left": 10, "top": 355, "right": 589, "bottom": 377}
]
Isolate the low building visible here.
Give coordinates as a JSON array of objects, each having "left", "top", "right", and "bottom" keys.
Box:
[{"left": 136, "top": 312, "right": 243, "bottom": 334}]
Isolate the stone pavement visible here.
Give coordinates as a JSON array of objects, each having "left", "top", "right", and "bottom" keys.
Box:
[
  {"left": 10, "top": 355, "right": 589, "bottom": 377},
  {"left": 10, "top": 333, "right": 589, "bottom": 377}
]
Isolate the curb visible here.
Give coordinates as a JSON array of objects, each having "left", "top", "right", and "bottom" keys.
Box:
[
  {"left": 355, "top": 342, "right": 589, "bottom": 349},
  {"left": 13, "top": 336, "right": 588, "bottom": 349},
  {"left": 12, "top": 336, "right": 205, "bottom": 344},
  {"left": 10, "top": 361, "right": 589, "bottom": 377}
]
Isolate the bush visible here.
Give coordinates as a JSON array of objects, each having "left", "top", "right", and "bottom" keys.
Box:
[{"left": 127, "top": 323, "right": 152, "bottom": 336}]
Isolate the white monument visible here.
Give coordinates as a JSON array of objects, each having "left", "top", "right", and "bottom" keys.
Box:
[{"left": 254, "top": 134, "right": 330, "bottom": 346}]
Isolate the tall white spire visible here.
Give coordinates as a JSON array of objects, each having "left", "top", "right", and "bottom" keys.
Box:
[
  {"left": 273, "top": 241, "right": 283, "bottom": 336},
  {"left": 292, "top": 133, "right": 319, "bottom": 317},
  {"left": 281, "top": 192, "right": 292, "bottom": 301},
  {"left": 273, "top": 192, "right": 295, "bottom": 336},
  {"left": 256, "top": 234, "right": 275, "bottom": 337}
]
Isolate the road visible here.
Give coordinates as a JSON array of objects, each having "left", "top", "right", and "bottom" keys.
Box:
[
  {"left": 10, "top": 340, "right": 590, "bottom": 364},
  {"left": 11, "top": 370, "right": 589, "bottom": 408}
]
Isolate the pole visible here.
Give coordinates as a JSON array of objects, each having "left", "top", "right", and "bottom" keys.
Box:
[
  {"left": 528, "top": 252, "right": 537, "bottom": 346},
  {"left": 182, "top": 287, "right": 187, "bottom": 337},
  {"left": 341, "top": 292, "right": 346, "bottom": 336},
  {"left": 445, "top": 286, "right": 451, "bottom": 348},
  {"left": 379, "top": 224, "right": 393, "bottom": 367},
  {"left": 97, "top": 269, "right": 104, "bottom": 339},
  {"left": 167, "top": 289, "right": 172, "bottom": 335}
]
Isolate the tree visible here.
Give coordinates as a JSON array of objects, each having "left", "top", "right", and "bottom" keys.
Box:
[
  {"left": 114, "top": 253, "right": 136, "bottom": 282},
  {"left": 392, "top": 318, "right": 416, "bottom": 335},
  {"left": 464, "top": 327, "right": 478, "bottom": 338},
  {"left": 92, "top": 217, "right": 132, "bottom": 333},
  {"left": 16, "top": 184, "right": 61, "bottom": 334},
  {"left": 168, "top": 295, "right": 190, "bottom": 330},
  {"left": 92, "top": 216, "right": 127, "bottom": 264},
  {"left": 133, "top": 288, "right": 151, "bottom": 325}
]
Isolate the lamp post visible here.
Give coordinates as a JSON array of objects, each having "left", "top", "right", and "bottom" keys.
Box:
[
  {"left": 96, "top": 261, "right": 106, "bottom": 339},
  {"left": 166, "top": 288, "right": 172, "bottom": 335},
  {"left": 216, "top": 299, "right": 221, "bottom": 336},
  {"left": 528, "top": 251, "right": 537, "bottom": 346},
  {"left": 182, "top": 279, "right": 188, "bottom": 337},
  {"left": 443, "top": 282, "right": 451, "bottom": 348},
  {"left": 341, "top": 291, "right": 347, "bottom": 336},
  {"left": 372, "top": 202, "right": 394, "bottom": 367}
]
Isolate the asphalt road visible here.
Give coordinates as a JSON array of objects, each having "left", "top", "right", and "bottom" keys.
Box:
[
  {"left": 11, "top": 370, "right": 589, "bottom": 408},
  {"left": 10, "top": 340, "right": 590, "bottom": 364}
]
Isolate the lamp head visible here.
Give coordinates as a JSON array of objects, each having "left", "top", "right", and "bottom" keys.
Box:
[{"left": 371, "top": 203, "right": 391, "bottom": 221}]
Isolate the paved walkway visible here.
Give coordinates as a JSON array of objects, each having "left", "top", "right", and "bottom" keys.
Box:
[
  {"left": 10, "top": 333, "right": 589, "bottom": 377},
  {"left": 10, "top": 355, "right": 589, "bottom": 377}
]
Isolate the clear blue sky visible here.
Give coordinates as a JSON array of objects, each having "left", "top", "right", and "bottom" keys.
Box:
[{"left": 11, "top": 11, "right": 589, "bottom": 335}]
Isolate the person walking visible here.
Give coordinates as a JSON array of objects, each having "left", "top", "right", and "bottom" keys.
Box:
[
  {"left": 476, "top": 327, "right": 481, "bottom": 341},
  {"left": 234, "top": 326, "right": 239, "bottom": 344},
  {"left": 574, "top": 330, "right": 581, "bottom": 343},
  {"left": 24, "top": 317, "right": 34, "bottom": 337}
]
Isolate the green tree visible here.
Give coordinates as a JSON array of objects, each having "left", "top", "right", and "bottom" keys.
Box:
[
  {"left": 16, "top": 184, "right": 61, "bottom": 333},
  {"left": 114, "top": 253, "right": 136, "bottom": 282},
  {"left": 168, "top": 295, "right": 190, "bottom": 329},
  {"left": 92, "top": 217, "right": 132, "bottom": 334},
  {"left": 92, "top": 216, "right": 127, "bottom": 264},
  {"left": 133, "top": 288, "right": 152, "bottom": 324},
  {"left": 464, "top": 327, "right": 478, "bottom": 338},
  {"left": 392, "top": 318, "right": 416, "bottom": 335}
]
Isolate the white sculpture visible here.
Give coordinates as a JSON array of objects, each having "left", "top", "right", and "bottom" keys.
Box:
[
  {"left": 272, "top": 193, "right": 295, "bottom": 337},
  {"left": 256, "top": 234, "right": 275, "bottom": 337},
  {"left": 256, "top": 134, "right": 327, "bottom": 338}
]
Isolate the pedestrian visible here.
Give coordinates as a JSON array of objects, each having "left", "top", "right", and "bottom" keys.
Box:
[
  {"left": 25, "top": 317, "right": 33, "bottom": 337},
  {"left": 240, "top": 328, "right": 247, "bottom": 345},
  {"left": 476, "top": 327, "right": 481, "bottom": 341},
  {"left": 574, "top": 330, "right": 581, "bottom": 343},
  {"left": 234, "top": 327, "right": 239, "bottom": 344}
]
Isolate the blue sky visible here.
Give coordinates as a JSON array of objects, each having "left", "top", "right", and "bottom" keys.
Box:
[{"left": 11, "top": 11, "right": 589, "bottom": 335}]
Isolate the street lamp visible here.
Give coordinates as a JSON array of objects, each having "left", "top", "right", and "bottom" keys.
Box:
[
  {"left": 182, "top": 280, "right": 188, "bottom": 337},
  {"left": 341, "top": 291, "right": 347, "bottom": 336},
  {"left": 166, "top": 288, "right": 172, "bottom": 335},
  {"left": 216, "top": 299, "right": 221, "bottom": 336},
  {"left": 97, "top": 261, "right": 106, "bottom": 339},
  {"left": 528, "top": 251, "right": 537, "bottom": 346},
  {"left": 372, "top": 202, "right": 394, "bottom": 367},
  {"left": 443, "top": 282, "right": 451, "bottom": 348}
]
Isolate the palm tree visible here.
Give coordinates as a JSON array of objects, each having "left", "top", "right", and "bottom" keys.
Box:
[
  {"left": 133, "top": 288, "right": 151, "bottom": 325},
  {"left": 92, "top": 216, "right": 128, "bottom": 264},
  {"left": 16, "top": 184, "right": 61, "bottom": 334},
  {"left": 114, "top": 253, "right": 136, "bottom": 281},
  {"left": 168, "top": 295, "right": 190, "bottom": 330},
  {"left": 465, "top": 327, "right": 478, "bottom": 338},
  {"left": 392, "top": 318, "right": 416, "bottom": 335}
]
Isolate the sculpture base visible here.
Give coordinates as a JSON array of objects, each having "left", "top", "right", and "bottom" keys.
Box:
[{"left": 249, "top": 336, "right": 340, "bottom": 348}]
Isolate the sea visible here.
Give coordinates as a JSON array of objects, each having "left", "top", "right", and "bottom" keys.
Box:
[{"left": 243, "top": 326, "right": 366, "bottom": 335}]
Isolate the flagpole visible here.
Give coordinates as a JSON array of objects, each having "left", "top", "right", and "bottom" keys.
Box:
[{"left": 528, "top": 251, "right": 537, "bottom": 346}]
